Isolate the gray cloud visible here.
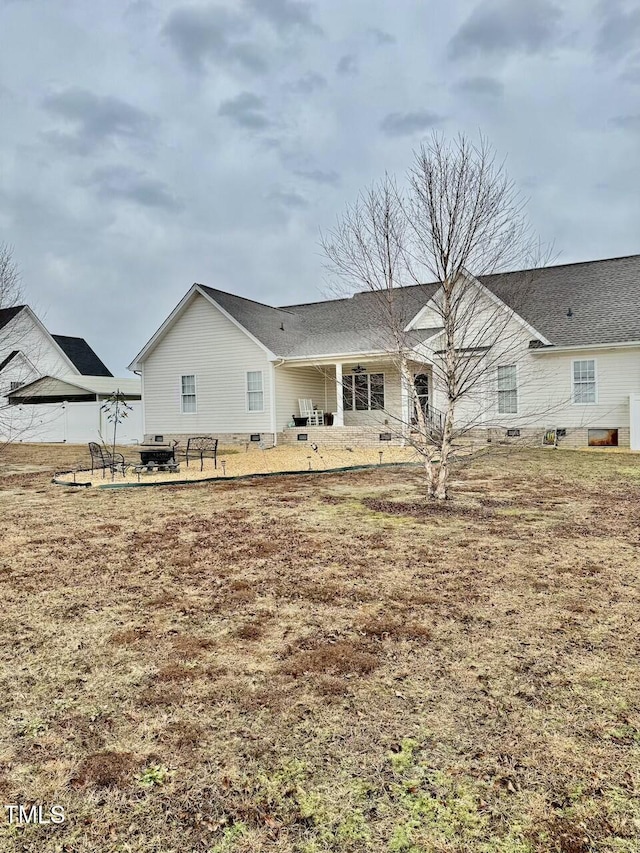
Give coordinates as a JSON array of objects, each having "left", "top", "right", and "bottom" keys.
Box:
[
  {"left": 162, "top": 5, "right": 267, "bottom": 74},
  {"left": 620, "top": 65, "right": 640, "bottom": 84},
  {"left": 218, "top": 92, "right": 270, "bottom": 128},
  {"left": 448, "top": 0, "right": 562, "bottom": 59},
  {"left": 336, "top": 54, "right": 358, "bottom": 75},
  {"left": 86, "top": 165, "right": 183, "bottom": 211},
  {"left": 611, "top": 114, "right": 640, "bottom": 130},
  {"left": 244, "top": 0, "right": 322, "bottom": 34},
  {"left": 453, "top": 75, "right": 504, "bottom": 97},
  {"left": 368, "top": 27, "right": 395, "bottom": 45},
  {"left": 42, "top": 88, "right": 156, "bottom": 155},
  {"left": 380, "top": 110, "right": 443, "bottom": 137},
  {"left": 293, "top": 167, "right": 340, "bottom": 185},
  {"left": 288, "top": 71, "right": 327, "bottom": 92},
  {"left": 268, "top": 187, "right": 308, "bottom": 208},
  {"left": 596, "top": 2, "right": 640, "bottom": 59},
  {"left": 2, "top": 0, "right": 640, "bottom": 380}
]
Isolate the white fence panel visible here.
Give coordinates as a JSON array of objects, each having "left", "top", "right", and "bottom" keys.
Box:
[{"left": 0, "top": 401, "right": 142, "bottom": 444}]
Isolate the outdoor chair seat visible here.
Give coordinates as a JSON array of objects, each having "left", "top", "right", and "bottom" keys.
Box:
[
  {"left": 88, "top": 442, "right": 129, "bottom": 478},
  {"left": 181, "top": 436, "right": 218, "bottom": 471},
  {"left": 298, "top": 399, "right": 324, "bottom": 426}
]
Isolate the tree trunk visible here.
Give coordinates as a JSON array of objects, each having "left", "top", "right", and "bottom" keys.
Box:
[{"left": 432, "top": 400, "right": 455, "bottom": 500}]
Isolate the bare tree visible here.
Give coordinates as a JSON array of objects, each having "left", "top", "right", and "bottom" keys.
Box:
[
  {"left": 0, "top": 244, "right": 40, "bottom": 450},
  {"left": 0, "top": 244, "right": 21, "bottom": 305},
  {"left": 322, "top": 133, "right": 551, "bottom": 500}
]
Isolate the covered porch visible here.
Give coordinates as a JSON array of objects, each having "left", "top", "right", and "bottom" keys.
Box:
[{"left": 275, "top": 355, "right": 438, "bottom": 440}]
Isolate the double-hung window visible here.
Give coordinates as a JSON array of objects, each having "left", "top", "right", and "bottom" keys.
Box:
[
  {"left": 181, "top": 374, "right": 196, "bottom": 413},
  {"left": 573, "top": 359, "right": 596, "bottom": 404},
  {"left": 343, "top": 373, "right": 385, "bottom": 411},
  {"left": 246, "top": 371, "right": 264, "bottom": 412},
  {"left": 497, "top": 365, "right": 518, "bottom": 414}
]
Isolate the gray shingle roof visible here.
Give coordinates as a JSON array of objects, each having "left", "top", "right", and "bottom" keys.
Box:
[
  {"left": 199, "top": 254, "right": 640, "bottom": 357},
  {"left": 200, "top": 283, "right": 440, "bottom": 357},
  {"left": 478, "top": 254, "right": 640, "bottom": 347},
  {"left": 51, "top": 335, "right": 113, "bottom": 376}
]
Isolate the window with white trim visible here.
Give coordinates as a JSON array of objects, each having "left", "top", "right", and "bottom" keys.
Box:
[
  {"left": 573, "top": 359, "right": 596, "bottom": 404},
  {"left": 181, "top": 374, "right": 196, "bottom": 413},
  {"left": 497, "top": 365, "right": 518, "bottom": 414},
  {"left": 343, "top": 373, "right": 385, "bottom": 411},
  {"left": 246, "top": 370, "right": 264, "bottom": 412}
]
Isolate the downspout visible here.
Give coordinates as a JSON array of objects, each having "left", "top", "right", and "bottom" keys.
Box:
[
  {"left": 270, "top": 359, "right": 286, "bottom": 446},
  {"left": 133, "top": 368, "right": 144, "bottom": 440}
]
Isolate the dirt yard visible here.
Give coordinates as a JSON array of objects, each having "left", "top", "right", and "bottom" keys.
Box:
[
  {"left": 0, "top": 444, "right": 639, "bottom": 852},
  {"left": 52, "top": 443, "right": 420, "bottom": 486}
]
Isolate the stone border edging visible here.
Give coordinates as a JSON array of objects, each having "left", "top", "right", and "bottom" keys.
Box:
[{"left": 51, "top": 461, "right": 423, "bottom": 490}]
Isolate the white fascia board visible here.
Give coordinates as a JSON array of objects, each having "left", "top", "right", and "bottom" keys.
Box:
[
  {"left": 128, "top": 284, "right": 278, "bottom": 370},
  {"left": 282, "top": 349, "right": 390, "bottom": 365},
  {"left": 404, "top": 299, "right": 442, "bottom": 332},
  {"left": 0, "top": 349, "right": 38, "bottom": 375},
  {"left": 195, "top": 286, "right": 277, "bottom": 360},
  {"left": 127, "top": 285, "right": 201, "bottom": 371},
  {"left": 404, "top": 270, "right": 552, "bottom": 347},
  {"left": 530, "top": 340, "right": 640, "bottom": 354},
  {"left": 461, "top": 269, "right": 552, "bottom": 346},
  {"left": 6, "top": 374, "right": 95, "bottom": 396}
]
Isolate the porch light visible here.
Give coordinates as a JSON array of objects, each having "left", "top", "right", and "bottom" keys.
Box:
[{"left": 352, "top": 364, "right": 366, "bottom": 374}]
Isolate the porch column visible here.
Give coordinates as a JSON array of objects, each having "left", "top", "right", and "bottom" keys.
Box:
[{"left": 335, "top": 362, "right": 344, "bottom": 426}]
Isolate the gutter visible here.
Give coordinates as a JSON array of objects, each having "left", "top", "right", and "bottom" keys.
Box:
[{"left": 530, "top": 340, "right": 640, "bottom": 354}]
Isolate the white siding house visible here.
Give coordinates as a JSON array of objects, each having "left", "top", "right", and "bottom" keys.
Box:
[
  {"left": 129, "top": 255, "right": 640, "bottom": 449},
  {"left": 141, "top": 292, "right": 273, "bottom": 438}
]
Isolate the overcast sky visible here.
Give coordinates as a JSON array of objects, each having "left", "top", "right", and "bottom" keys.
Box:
[{"left": 1, "top": 0, "right": 639, "bottom": 374}]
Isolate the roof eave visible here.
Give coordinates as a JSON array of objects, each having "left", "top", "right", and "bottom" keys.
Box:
[{"left": 530, "top": 340, "right": 640, "bottom": 354}]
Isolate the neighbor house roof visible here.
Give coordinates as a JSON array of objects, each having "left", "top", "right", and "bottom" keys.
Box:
[
  {"left": 0, "top": 350, "right": 20, "bottom": 373},
  {"left": 51, "top": 335, "right": 113, "bottom": 376},
  {"left": 0, "top": 305, "right": 26, "bottom": 332},
  {"left": 7, "top": 375, "right": 140, "bottom": 399}
]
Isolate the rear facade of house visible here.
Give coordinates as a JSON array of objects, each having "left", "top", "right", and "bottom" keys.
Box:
[{"left": 129, "top": 254, "right": 640, "bottom": 450}]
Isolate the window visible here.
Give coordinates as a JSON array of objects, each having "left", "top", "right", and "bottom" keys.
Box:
[
  {"left": 246, "top": 370, "right": 264, "bottom": 412},
  {"left": 9, "top": 381, "right": 22, "bottom": 391},
  {"left": 573, "top": 359, "right": 596, "bottom": 404},
  {"left": 181, "top": 374, "right": 196, "bottom": 413},
  {"left": 497, "top": 365, "right": 518, "bottom": 414},
  {"left": 342, "top": 373, "right": 385, "bottom": 411}
]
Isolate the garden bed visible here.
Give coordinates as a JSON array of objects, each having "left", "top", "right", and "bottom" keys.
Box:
[{"left": 54, "top": 445, "right": 421, "bottom": 487}]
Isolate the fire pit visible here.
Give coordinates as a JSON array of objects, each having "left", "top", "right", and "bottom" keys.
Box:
[
  {"left": 136, "top": 442, "right": 179, "bottom": 473},
  {"left": 139, "top": 445, "right": 175, "bottom": 465}
]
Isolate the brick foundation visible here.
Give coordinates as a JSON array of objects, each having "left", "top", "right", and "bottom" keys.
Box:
[
  {"left": 143, "top": 432, "right": 277, "bottom": 448},
  {"left": 280, "top": 426, "right": 405, "bottom": 447},
  {"left": 145, "top": 425, "right": 631, "bottom": 451},
  {"left": 467, "top": 426, "right": 631, "bottom": 449}
]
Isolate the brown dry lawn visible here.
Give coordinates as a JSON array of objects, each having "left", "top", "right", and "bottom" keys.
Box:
[{"left": 0, "top": 443, "right": 639, "bottom": 852}]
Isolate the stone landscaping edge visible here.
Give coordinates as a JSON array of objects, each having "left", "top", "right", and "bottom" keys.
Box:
[{"left": 51, "top": 461, "right": 424, "bottom": 490}]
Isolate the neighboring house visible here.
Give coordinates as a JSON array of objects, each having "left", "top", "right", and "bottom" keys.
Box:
[
  {"left": 0, "top": 305, "right": 113, "bottom": 401},
  {"left": 0, "top": 305, "right": 142, "bottom": 443},
  {"left": 128, "top": 254, "right": 640, "bottom": 450}
]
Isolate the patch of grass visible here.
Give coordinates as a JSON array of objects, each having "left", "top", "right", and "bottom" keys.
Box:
[
  {"left": 1, "top": 445, "right": 639, "bottom": 851},
  {"left": 280, "top": 640, "right": 379, "bottom": 677}
]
